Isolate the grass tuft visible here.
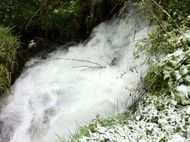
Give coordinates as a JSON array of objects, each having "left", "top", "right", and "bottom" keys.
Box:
[{"left": 0, "top": 26, "right": 20, "bottom": 95}]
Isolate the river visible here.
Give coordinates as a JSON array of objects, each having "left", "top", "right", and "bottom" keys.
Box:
[{"left": 0, "top": 4, "right": 153, "bottom": 142}]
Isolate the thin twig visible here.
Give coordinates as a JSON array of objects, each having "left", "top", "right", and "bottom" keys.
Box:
[
  {"left": 110, "top": 0, "right": 122, "bottom": 14},
  {"left": 151, "top": 0, "right": 171, "bottom": 18},
  {"left": 127, "top": 90, "right": 146, "bottom": 111},
  {"left": 51, "top": 57, "right": 104, "bottom": 67},
  {"left": 119, "top": 38, "right": 148, "bottom": 48},
  {"left": 72, "top": 65, "right": 105, "bottom": 69},
  {"left": 80, "top": 67, "right": 95, "bottom": 72},
  {"left": 72, "top": 65, "right": 100, "bottom": 68},
  {"left": 25, "top": 1, "right": 43, "bottom": 30}
]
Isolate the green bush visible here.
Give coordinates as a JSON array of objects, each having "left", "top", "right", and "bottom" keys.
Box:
[
  {"left": 0, "top": 0, "right": 83, "bottom": 39},
  {"left": 0, "top": 0, "right": 120, "bottom": 40},
  {"left": 0, "top": 26, "right": 20, "bottom": 95},
  {"left": 134, "top": 0, "right": 190, "bottom": 93},
  {"left": 145, "top": 47, "right": 190, "bottom": 93},
  {"left": 135, "top": 28, "right": 190, "bottom": 93},
  {"left": 48, "top": 0, "right": 83, "bottom": 40},
  {"left": 140, "top": 0, "right": 190, "bottom": 31}
]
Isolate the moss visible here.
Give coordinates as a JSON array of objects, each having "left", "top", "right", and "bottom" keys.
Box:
[{"left": 0, "top": 26, "right": 20, "bottom": 95}]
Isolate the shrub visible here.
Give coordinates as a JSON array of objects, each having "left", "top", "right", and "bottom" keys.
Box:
[
  {"left": 139, "top": 0, "right": 190, "bottom": 31},
  {"left": 145, "top": 47, "right": 190, "bottom": 93}
]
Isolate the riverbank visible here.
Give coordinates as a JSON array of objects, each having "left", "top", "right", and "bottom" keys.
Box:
[
  {"left": 71, "top": 47, "right": 190, "bottom": 141},
  {"left": 69, "top": 0, "right": 190, "bottom": 141}
]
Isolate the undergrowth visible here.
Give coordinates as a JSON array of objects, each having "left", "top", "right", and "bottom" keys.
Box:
[
  {"left": 135, "top": 0, "right": 190, "bottom": 93},
  {"left": 0, "top": 0, "right": 120, "bottom": 40}
]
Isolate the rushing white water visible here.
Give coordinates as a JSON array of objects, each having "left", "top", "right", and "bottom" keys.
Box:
[{"left": 0, "top": 6, "right": 153, "bottom": 142}]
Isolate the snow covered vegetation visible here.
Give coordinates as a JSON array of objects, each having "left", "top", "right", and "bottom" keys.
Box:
[
  {"left": 70, "top": 17, "right": 190, "bottom": 142},
  {"left": 72, "top": 47, "right": 190, "bottom": 142}
]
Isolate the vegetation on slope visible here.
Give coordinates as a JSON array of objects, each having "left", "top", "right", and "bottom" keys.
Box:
[
  {"left": 71, "top": 46, "right": 190, "bottom": 142},
  {"left": 69, "top": 0, "right": 190, "bottom": 141},
  {"left": 0, "top": 26, "right": 20, "bottom": 95}
]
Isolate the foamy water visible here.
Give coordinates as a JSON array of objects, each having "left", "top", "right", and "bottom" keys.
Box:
[{"left": 0, "top": 5, "right": 154, "bottom": 142}]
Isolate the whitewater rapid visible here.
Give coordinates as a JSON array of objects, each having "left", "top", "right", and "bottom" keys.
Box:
[{"left": 0, "top": 5, "right": 154, "bottom": 142}]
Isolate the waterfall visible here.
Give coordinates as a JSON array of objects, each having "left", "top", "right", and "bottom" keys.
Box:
[{"left": 0, "top": 5, "right": 154, "bottom": 142}]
